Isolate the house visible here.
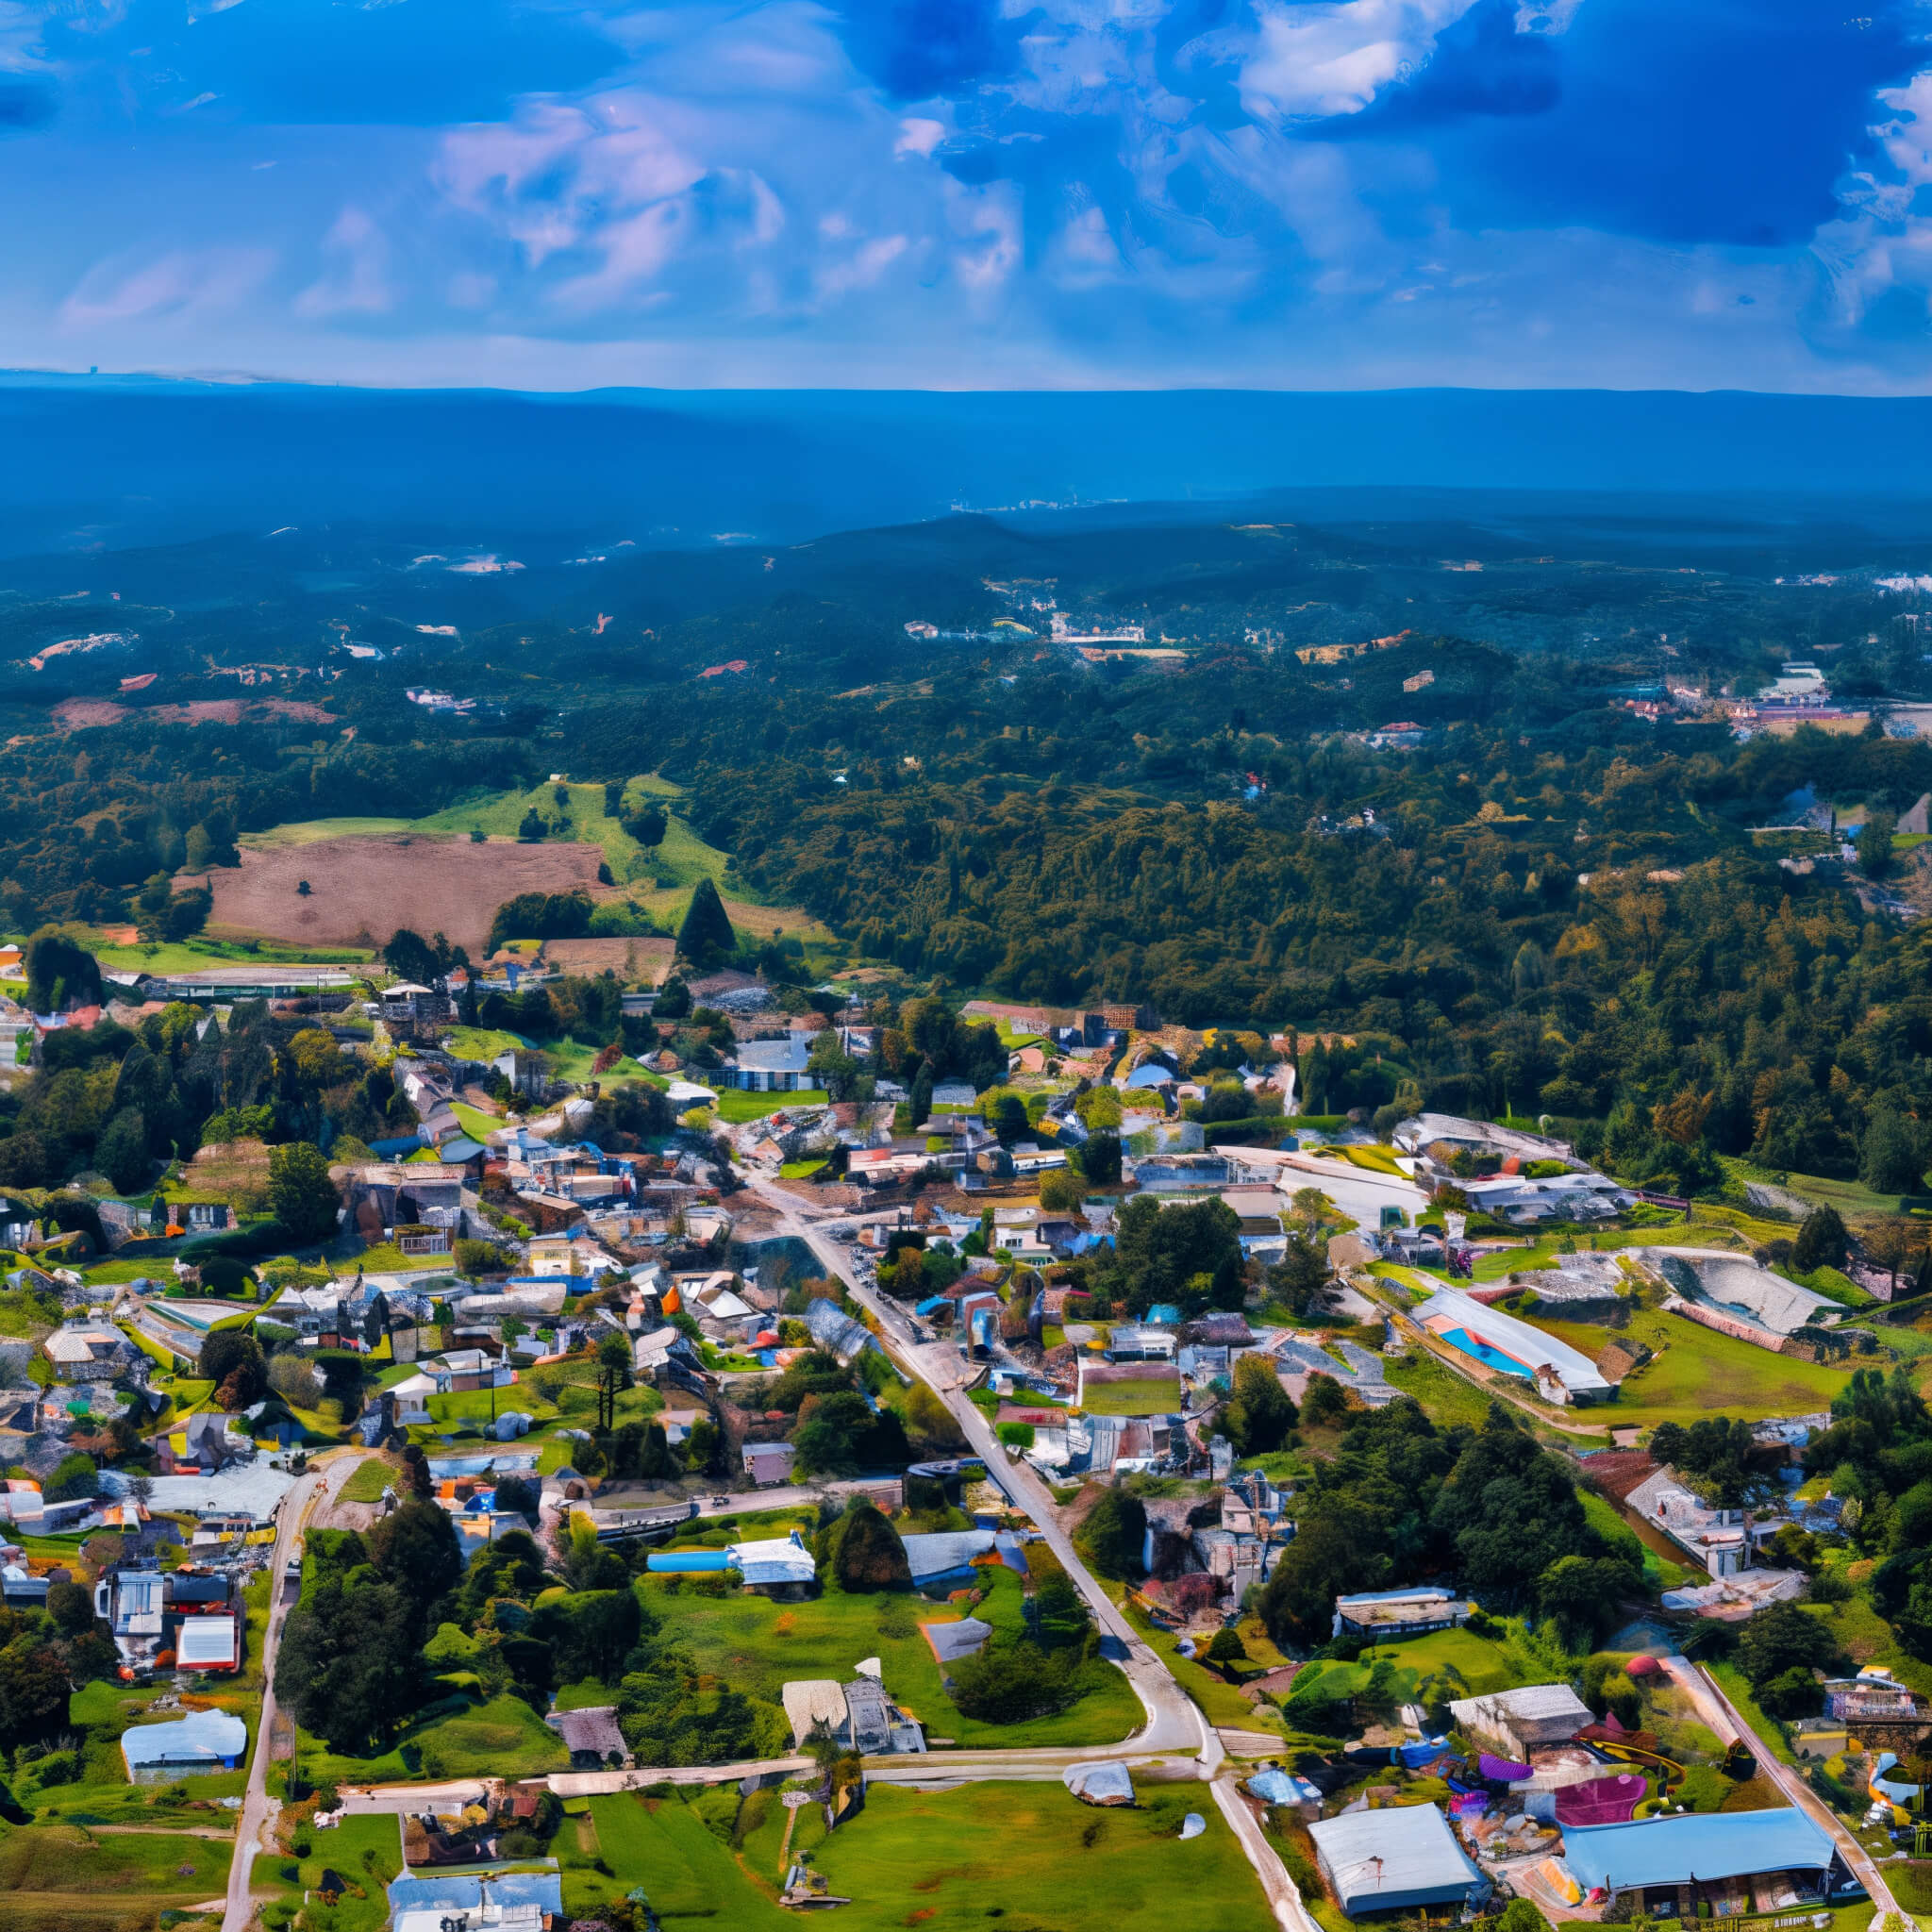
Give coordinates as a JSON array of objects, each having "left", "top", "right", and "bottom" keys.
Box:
[
  {"left": 742, "top": 1441, "right": 797, "bottom": 1487},
  {"left": 389, "top": 1872, "right": 564, "bottom": 1932},
  {"left": 120, "top": 1707, "right": 248, "bottom": 1781},
  {"left": 720, "top": 1038, "right": 816, "bottom": 1091},
  {"left": 1332, "top": 1587, "right": 1472, "bottom": 1640},
  {"left": 1622, "top": 1464, "right": 1788, "bottom": 1581},
  {"left": 1308, "top": 1803, "right": 1484, "bottom": 1919},
  {"left": 1104, "top": 1324, "right": 1176, "bottom": 1363},
  {"left": 1448, "top": 1683, "right": 1592, "bottom": 1759},
  {"left": 1413, "top": 1286, "right": 1614, "bottom": 1404},
  {"left": 645, "top": 1530, "right": 818, "bottom": 1594},
  {"left": 96, "top": 1567, "right": 166, "bottom": 1670},
  {"left": 43, "top": 1316, "right": 141, "bottom": 1384}
]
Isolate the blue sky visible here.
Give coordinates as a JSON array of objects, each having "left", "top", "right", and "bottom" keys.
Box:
[{"left": 5, "top": 0, "right": 1931, "bottom": 391}]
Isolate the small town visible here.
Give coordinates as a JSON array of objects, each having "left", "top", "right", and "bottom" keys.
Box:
[{"left": 0, "top": 887, "right": 1929, "bottom": 1932}]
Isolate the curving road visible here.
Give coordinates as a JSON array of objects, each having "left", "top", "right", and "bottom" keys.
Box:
[{"left": 221, "top": 1451, "right": 361, "bottom": 1932}]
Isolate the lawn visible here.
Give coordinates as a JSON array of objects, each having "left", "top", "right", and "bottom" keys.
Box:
[
  {"left": 0, "top": 1822, "right": 234, "bottom": 1910},
  {"left": 1379, "top": 1347, "right": 1520, "bottom": 1435},
  {"left": 1374, "top": 1624, "right": 1524, "bottom": 1695},
  {"left": 1080, "top": 1377, "right": 1184, "bottom": 1417},
  {"left": 19, "top": 925, "right": 375, "bottom": 974},
  {"left": 442, "top": 1026, "right": 526, "bottom": 1062},
  {"left": 242, "top": 818, "right": 414, "bottom": 848},
  {"left": 248, "top": 1813, "right": 402, "bottom": 1932},
  {"left": 1528, "top": 1307, "right": 1852, "bottom": 1425},
  {"left": 563, "top": 1782, "right": 1273, "bottom": 1932},
  {"left": 715, "top": 1087, "right": 831, "bottom": 1123},
  {"left": 295, "top": 1692, "right": 569, "bottom": 1787},
  {"left": 450, "top": 1100, "right": 503, "bottom": 1141},
  {"left": 1111, "top": 1585, "right": 1279, "bottom": 1731},
  {"left": 641, "top": 1563, "right": 1142, "bottom": 1751},
  {"left": 340, "top": 1457, "right": 395, "bottom": 1505}
]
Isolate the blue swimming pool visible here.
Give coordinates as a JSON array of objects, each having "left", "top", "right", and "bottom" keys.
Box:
[{"left": 1440, "top": 1327, "right": 1534, "bottom": 1378}]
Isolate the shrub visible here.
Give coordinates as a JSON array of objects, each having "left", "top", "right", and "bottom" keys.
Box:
[{"left": 1073, "top": 1489, "right": 1145, "bottom": 1580}]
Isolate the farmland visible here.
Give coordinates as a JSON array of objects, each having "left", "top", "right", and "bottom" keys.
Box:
[{"left": 196, "top": 832, "right": 609, "bottom": 954}]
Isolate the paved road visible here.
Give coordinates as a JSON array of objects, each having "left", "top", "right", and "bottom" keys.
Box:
[
  {"left": 1666, "top": 1656, "right": 1902, "bottom": 1918},
  {"left": 740, "top": 1173, "right": 1213, "bottom": 1765},
  {"left": 221, "top": 1453, "right": 361, "bottom": 1932}
]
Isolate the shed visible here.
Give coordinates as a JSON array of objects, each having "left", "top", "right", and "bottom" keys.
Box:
[
  {"left": 1308, "top": 1803, "right": 1482, "bottom": 1918},
  {"left": 921, "top": 1616, "right": 993, "bottom": 1666},
  {"left": 901, "top": 1529, "right": 997, "bottom": 1590},
  {"left": 175, "top": 1613, "right": 239, "bottom": 1673}
]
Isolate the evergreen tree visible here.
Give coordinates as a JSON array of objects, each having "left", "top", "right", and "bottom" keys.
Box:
[
  {"left": 817, "top": 1499, "right": 912, "bottom": 1591},
  {"left": 675, "top": 876, "right": 737, "bottom": 970}
]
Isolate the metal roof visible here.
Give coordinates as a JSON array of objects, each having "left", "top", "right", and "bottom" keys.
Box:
[
  {"left": 1309, "top": 1803, "right": 1482, "bottom": 1915},
  {"left": 902, "top": 1530, "right": 997, "bottom": 1583},
  {"left": 120, "top": 1707, "right": 246, "bottom": 1768},
  {"left": 1561, "top": 1807, "right": 1835, "bottom": 1891}
]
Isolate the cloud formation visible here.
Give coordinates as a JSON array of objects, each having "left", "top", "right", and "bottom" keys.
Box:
[{"left": 4, "top": 0, "right": 1929, "bottom": 389}]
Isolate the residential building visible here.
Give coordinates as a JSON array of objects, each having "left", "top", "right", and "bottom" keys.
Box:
[
  {"left": 780, "top": 1673, "right": 925, "bottom": 1755},
  {"left": 1558, "top": 1807, "right": 1846, "bottom": 1914},
  {"left": 720, "top": 1037, "right": 817, "bottom": 1091},
  {"left": 1448, "top": 1683, "right": 1593, "bottom": 1759},
  {"left": 1332, "top": 1586, "right": 1472, "bottom": 1640}
]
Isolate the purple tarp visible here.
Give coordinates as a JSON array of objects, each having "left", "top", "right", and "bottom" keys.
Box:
[
  {"left": 1478, "top": 1752, "right": 1533, "bottom": 1782},
  {"left": 1554, "top": 1774, "right": 1648, "bottom": 1827}
]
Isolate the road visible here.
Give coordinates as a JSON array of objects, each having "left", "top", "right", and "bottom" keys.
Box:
[
  {"left": 221, "top": 1452, "right": 362, "bottom": 1932},
  {"left": 737, "top": 1173, "right": 1322, "bottom": 1931},
  {"left": 1662, "top": 1656, "right": 1902, "bottom": 1918}
]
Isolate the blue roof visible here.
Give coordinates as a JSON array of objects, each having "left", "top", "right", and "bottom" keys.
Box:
[
  {"left": 1562, "top": 1809, "right": 1835, "bottom": 1892},
  {"left": 389, "top": 1873, "right": 564, "bottom": 1917},
  {"left": 121, "top": 1707, "right": 247, "bottom": 1768},
  {"left": 1145, "top": 1303, "right": 1183, "bottom": 1326}
]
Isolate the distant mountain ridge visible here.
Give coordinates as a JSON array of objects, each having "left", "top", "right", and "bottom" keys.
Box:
[{"left": 4, "top": 379, "right": 1932, "bottom": 557}]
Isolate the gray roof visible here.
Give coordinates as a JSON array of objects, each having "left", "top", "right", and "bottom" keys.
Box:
[
  {"left": 388, "top": 1874, "right": 564, "bottom": 1917},
  {"left": 732, "top": 1038, "right": 813, "bottom": 1074},
  {"left": 922, "top": 1615, "right": 993, "bottom": 1664},
  {"left": 1308, "top": 1804, "right": 1482, "bottom": 1914},
  {"left": 1448, "top": 1682, "right": 1592, "bottom": 1740},
  {"left": 902, "top": 1529, "right": 997, "bottom": 1584},
  {"left": 803, "top": 1297, "right": 873, "bottom": 1357}
]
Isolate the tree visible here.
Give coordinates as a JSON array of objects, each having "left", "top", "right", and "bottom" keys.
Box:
[
  {"left": 381, "top": 929, "right": 442, "bottom": 987},
  {"left": 1865, "top": 1216, "right": 1924, "bottom": 1292},
  {"left": 594, "top": 1332, "right": 632, "bottom": 1434},
  {"left": 95, "top": 1107, "right": 148, "bottom": 1192},
  {"left": 1862, "top": 1111, "right": 1924, "bottom": 1196},
  {"left": 367, "top": 1498, "right": 464, "bottom": 1639},
  {"left": 654, "top": 974, "right": 691, "bottom": 1020},
  {"left": 24, "top": 928, "right": 102, "bottom": 1013},
  {"left": 1205, "top": 1626, "right": 1248, "bottom": 1667},
  {"left": 42, "top": 1453, "right": 99, "bottom": 1505},
  {"left": 1858, "top": 810, "right": 1897, "bottom": 877},
  {"left": 0, "top": 1635, "right": 69, "bottom": 1749},
  {"left": 1792, "top": 1205, "right": 1849, "bottom": 1274},
  {"left": 1538, "top": 1554, "right": 1641, "bottom": 1650},
  {"left": 268, "top": 1141, "right": 341, "bottom": 1242},
  {"left": 1221, "top": 1353, "right": 1298, "bottom": 1457},
  {"left": 1073, "top": 1489, "right": 1145, "bottom": 1580},
  {"left": 1075, "top": 1129, "right": 1122, "bottom": 1186},
  {"left": 992, "top": 1094, "right": 1028, "bottom": 1147},
  {"left": 1266, "top": 1230, "right": 1330, "bottom": 1318},
  {"left": 1737, "top": 1598, "right": 1843, "bottom": 1690},
  {"left": 517, "top": 808, "right": 546, "bottom": 842},
  {"left": 948, "top": 1638, "right": 1079, "bottom": 1723},
  {"left": 536, "top": 1589, "right": 642, "bottom": 1685},
  {"left": 818, "top": 1499, "right": 911, "bottom": 1591},
  {"left": 676, "top": 876, "right": 737, "bottom": 970},
  {"left": 199, "top": 1330, "right": 268, "bottom": 1408},
  {"left": 276, "top": 1573, "right": 422, "bottom": 1754}
]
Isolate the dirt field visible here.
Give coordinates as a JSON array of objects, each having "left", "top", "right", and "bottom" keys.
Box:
[
  {"left": 192, "top": 834, "right": 608, "bottom": 955},
  {"left": 52, "top": 696, "right": 336, "bottom": 730},
  {"left": 540, "top": 936, "right": 675, "bottom": 984}
]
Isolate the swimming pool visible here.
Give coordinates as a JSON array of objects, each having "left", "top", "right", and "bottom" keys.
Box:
[{"left": 1440, "top": 1327, "right": 1534, "bottom": 1378}]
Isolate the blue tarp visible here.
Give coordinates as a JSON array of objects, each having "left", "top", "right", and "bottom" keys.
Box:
[
  {"left": 646, "top": 1550, "right": 732, "bottom": 1573},
  {"left": 1562, "top": 1808, "right": 1835, "bottom": 1893}
]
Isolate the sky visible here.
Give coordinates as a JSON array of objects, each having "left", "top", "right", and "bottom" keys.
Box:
[{"left": 5, "top": 0, "right": 1932, "bottom": 392}]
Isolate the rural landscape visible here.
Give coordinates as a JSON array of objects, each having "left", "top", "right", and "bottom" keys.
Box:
[{"left": 2, "top": 479, "right": 1932, "bottom": 1932}]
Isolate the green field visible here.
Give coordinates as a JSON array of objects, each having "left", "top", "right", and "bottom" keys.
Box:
[
  {"left": 296, "top": 1692, "right": 569, "bottom": 1786},
  {"left": 8, "top": 926, "right": 376, "bottom": 975},
  {"left": 241, "top": 818, "right": 414, "bottom": 847},
  {"left": 715, "top": 1086, "right": 831, "bottom": 1123},
  {"left": 248, "top": 1813, "right": 402, "bottom": 1932},
  {"left": 340, "top": 1457, "right": 394, "bottom": 1504},
  {"left": 1529, "top": 1306, "right": 1852, "bottom": 1424},
  {"left": 562, "top": 1781, "right": 1273, "bottom": 1932},
  {"left": 1080, "top": 1377, "right": 1184, "bottom": 1417},
  {"left": 643, "top": 1563, "right": 1141, "bottom": 1750},
  {"left": 0, "top": 1821, "right": 234, "bottom": 1906}
]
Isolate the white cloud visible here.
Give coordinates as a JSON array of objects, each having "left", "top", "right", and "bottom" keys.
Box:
[
  {"left": 293, "top": 206, "right": 393, "bottom": 318},
  {"left": 61, "top": 246, "right": 275, "bottom": 326}
]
